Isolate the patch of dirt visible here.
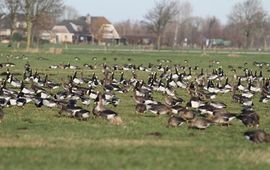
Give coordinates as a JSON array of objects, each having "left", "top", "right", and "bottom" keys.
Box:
[
  {"left": 227, "top": 54, "right": 240, "bottom": 58},
  {"left": 0, "top": 138, "right": 189, "bottom": 148}
]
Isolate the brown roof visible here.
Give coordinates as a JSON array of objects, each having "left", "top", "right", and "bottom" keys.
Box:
[{"left": 90, "top": 17, "right": 111, "bottom": 35}]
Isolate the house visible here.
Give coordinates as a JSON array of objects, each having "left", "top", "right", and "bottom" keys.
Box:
[
  {"left": 90, "top": 16, "right": 120, "bottom": 44},
  {"left": 0, "top": 13, "right": 26, "bottom": 43},
  {"left": 51, "top": 15, "right": 120, "bottom": 45},
  {"left": 51, "top": 17, "right": 92, "bottom": 44}
]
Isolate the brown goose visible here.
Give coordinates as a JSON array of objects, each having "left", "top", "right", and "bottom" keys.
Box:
[
  {"left": 237, "top": 109, "right": 260, "bottom": 128},
  {"left": 93, "top": 93, "right": 123, "bottom": 125},
  {"left": 135, "top": 103, "right": 147, "bottom": 114},
  {"left": 164, "top": 94, "right": 184, "bottom": 107},
  {"left": 178, "top": 108, "right": 196, "bottom": 121},
  {"left": 188, "top": 118, "right": 212, "bottom": 130},
  {"left": 210, "top": 112, "right": 237, "bottom": 126},
  {"left": 244, "top": 130, "right": 270, "bottom": 143},
  {"left": 148, "top": 103, "right": 172, "bottom": 115},
  {"left": 167, "top": 115, "right": 185, "bottom": 127}
]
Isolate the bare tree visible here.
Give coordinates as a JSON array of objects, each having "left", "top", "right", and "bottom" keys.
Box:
[
  {"left": 20, "top": 0, "right": 63, "bottom": 50},
  {"left": 1, "top": 0, "right": 20, "bottom": 45},
  {"left": 143, "top": 0, "right": 178, "bottom": 50},
  {"left": 115, "top": 20, "right": 147, "bottom": 36},
  {"left": 228, "top": 0, "right": 267, "bottom": 48},
  {"left": 173, "top": 1, "right": 192, "bottom": 47},
  {"left": 60, "top": 5, "right": 79, "bottom": 20},
  {"left": 201, "top": 16, "right": 223, "bottom": 48}
]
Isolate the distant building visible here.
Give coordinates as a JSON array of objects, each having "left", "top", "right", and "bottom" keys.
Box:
[
  {"left": 50, "top": 15, "right": 120, "bottom": 45},
  {"left": 120, "top": 34, "right": 156, "bottom": 46},
  {"left": 51, "top": 18, "right": 91, "bottom": 44},
  {"left": 206, "top": 38, "right": 232, "bottom": 48},
  {"left": 90, "top": 16, "right": 120, "bottom": 44},
  {"left": 0, "top": 13, "right": 26, "bottom": 43}
]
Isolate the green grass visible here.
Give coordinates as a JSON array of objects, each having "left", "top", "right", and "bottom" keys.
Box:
[{"left": 0, "top": 49, "right": 270, "bottom": 170}]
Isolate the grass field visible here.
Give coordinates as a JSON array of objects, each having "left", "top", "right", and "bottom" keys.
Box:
[{"left": 0, "top": 48, "right": 270, "bottom": 170}]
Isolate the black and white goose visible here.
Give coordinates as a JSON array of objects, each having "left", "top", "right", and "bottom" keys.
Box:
[
  {"left": 7, "top": 74, "right": 21, "bottom": 88},
  {"left": 59, "top": 100, "right": 90, "bottom": 120},
  {"left": 72, "top": 72, "right": 84, "bottom": 85},
  {"left": 187, "top": 97, "right": 205, "bottom": 109},
  {"left": 20, "top": 82, "right": 35, "bottom": 95}
]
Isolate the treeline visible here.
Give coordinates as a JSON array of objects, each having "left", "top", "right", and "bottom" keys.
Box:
[
  {"left": 115, "top": 0, "right": 270, "bottom": 50},
  {"left": 1, "top": 0, "right": 269, "bottom": 50}
]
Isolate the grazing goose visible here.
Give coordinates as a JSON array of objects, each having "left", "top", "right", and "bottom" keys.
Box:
[
  {"left": 0, "top": 96, "right": 10, "bottom": 107},
  {"left": 164, "top": 94, "right": 184, "bottom": 107},
  {"left": 132, "top": 91, "right": 156, "bottom": 105},
  {"left": 41, "top": 98, "right": 58, "bottom": 108},
  {"left": 135, "top": 103, "right": 147, "bottom": 114},
  {"left": 49, "top": 65, "right": 58, "bottom": 69},
  {"left": 80, "top": 96, "right": 91, "bottom": 106},
  {"left": 148, "top": 103, "right": 172, "bottom": 115},
  {"left": 210, "top": 112, "right": 236, "bottom": 126},
  {"left": 188, "top": 118, "right": 212, "bottom": 130},
  {"left": 103, "top": 92, "right": 120, "bottom": 107},
  {"left": 59, "top": 100, "right": 90, "bottom": 120},
  {"left": 232, "top": 87, "right": 253, "bottom": 106},
  {"left": 237, "top": 109, "right": 260, "bottom": 128},
  {"left": 196, "top": 89, "right": 216, "bottom": 100},
  {"left": 244, "top": 130, "right": 270, "bottom": 143},
  {"left": 178, "top": 108, "right": 196, "bottom": 121},
  {"left": 209, "top": 101, "right": 227, "bottom": 109},
  {"left": 198, "top": 104, "right": 216, "bottom": 116},
  {"left": 167, "top": 115, "right": 185, "bottom": 127},
  {"left": 187, "top": 97, "right": 205, "bottom": 109},
  {"left": 259, "top": 96, "right": 269, "bottom": 103}
]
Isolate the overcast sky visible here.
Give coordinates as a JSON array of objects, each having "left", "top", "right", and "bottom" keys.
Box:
[{"left": 65, "top": 0, "right": 270, "bottom": 24}]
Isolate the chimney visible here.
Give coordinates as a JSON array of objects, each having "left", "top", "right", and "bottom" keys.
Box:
[{"left": 86, "top": 14, "right": 91, "bottom": 25}]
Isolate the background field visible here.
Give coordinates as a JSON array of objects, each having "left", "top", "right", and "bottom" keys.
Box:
[{"left": 0, "top": 48, "right": 270, "bottom": 170}]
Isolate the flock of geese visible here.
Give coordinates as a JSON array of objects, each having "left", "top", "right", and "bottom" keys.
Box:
[{"left": 0, "top": 55, "right": 270, "bottom": 143}]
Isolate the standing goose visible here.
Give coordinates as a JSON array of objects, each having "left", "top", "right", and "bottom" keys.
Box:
[
  {"left": 93, "top": 93, "right": 123, "bottom": 125},
  {"left": 72, "top": 71, "right": 84, "bottom": 85},
  {"left": 20, "top": 82, "right": 35, "bottom": 95},
  {"left": 7, "top": 74, "right": 21, "bottom": 88}
]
